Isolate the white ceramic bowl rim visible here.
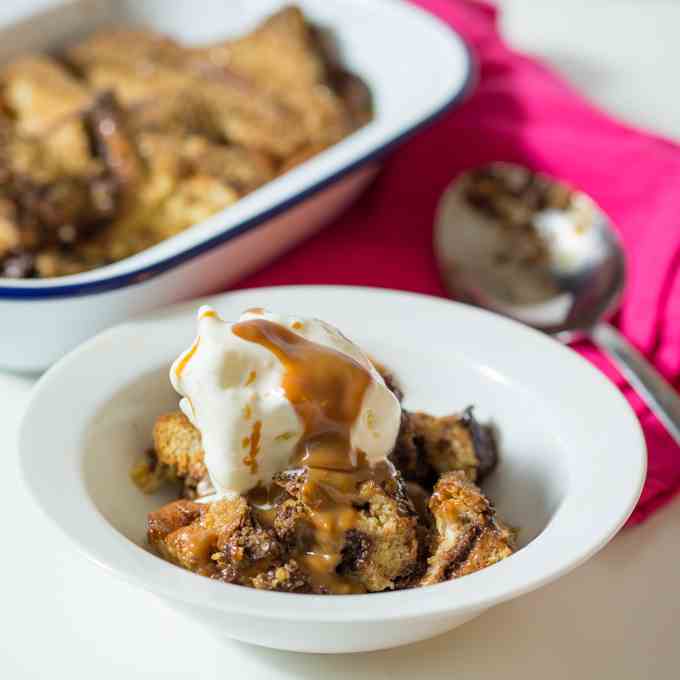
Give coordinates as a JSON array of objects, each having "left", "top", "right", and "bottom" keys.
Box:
[
  {"left": 19, "top": 286, "right": 646, "bottom": 622},
  {"left": 0, "top": 0, "right": 474, "bottom": 300}
]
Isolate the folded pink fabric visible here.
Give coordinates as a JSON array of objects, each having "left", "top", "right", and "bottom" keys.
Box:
[{"left": 236, "top": 0, "right": 680, "bottom": 524}]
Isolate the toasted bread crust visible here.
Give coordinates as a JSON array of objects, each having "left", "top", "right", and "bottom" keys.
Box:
[
  {"left": 390, "top": 409, "right": 498, "bottom": 488},
  {"left": 152, "top": 412, "right": 207, "bottom": 492},
  {"left": 419, "top": 472, "right": 514, "bottom": 587}
]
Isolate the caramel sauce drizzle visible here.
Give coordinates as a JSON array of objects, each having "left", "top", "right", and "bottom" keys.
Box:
[
  {"left": 234, "top": 319, "right": 390, "bottom": 593},
  {"left": 242, "top": 420, "right": 262, "bottom": 474},
  {"left": 175, "top": 338, "right": 200, "bottom": 378}
]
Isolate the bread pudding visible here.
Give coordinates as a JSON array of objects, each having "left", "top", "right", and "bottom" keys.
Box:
[
  {"left": 0, "top": 6, "right": 372, "bottom": 278},
  {"left": 133, "top": 308, "right": 515, "bottom": 594}
]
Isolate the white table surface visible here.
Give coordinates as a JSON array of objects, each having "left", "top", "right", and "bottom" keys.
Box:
[{"left": 2, "top": 1, "right": 680, "bottom": 677}]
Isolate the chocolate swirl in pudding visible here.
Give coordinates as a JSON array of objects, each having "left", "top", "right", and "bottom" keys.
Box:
[{"left": 233, "top": 319, "right": 398, "bottom": 593}]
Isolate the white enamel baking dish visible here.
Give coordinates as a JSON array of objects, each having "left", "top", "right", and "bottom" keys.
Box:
[{"left": 0, "top": 0, "right": 473, "bottom": 372}]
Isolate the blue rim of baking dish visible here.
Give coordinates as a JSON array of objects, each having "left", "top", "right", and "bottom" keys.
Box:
[{"left": 0, "top": 43, "right": 475, "bottom": 300}]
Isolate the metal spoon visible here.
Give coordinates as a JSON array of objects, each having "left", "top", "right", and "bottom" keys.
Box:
[{"left": 434, "top": 162, "right": 680, "bottom": 445}]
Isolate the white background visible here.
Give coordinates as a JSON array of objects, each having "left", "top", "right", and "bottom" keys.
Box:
[{"left": 2, "top": 0, "right": 680, "bottom": 677}]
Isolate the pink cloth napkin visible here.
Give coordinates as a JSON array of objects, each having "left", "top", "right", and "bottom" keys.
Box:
[{"left": 236, "top": 0, "right": 680, "bottom": 524}]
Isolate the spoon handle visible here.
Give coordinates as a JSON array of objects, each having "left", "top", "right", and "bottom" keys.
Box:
[{"left": 591, "top": 323, "right": 680, "bottom": 446}]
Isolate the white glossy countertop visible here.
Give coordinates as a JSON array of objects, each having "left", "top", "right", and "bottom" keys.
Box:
[{"left": 2, "top": 1, "right": 679, "bottom": 677}]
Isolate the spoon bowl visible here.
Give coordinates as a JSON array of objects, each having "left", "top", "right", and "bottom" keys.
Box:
[{"left": 435, "top": 162, "right": 680, "bottom": 444}]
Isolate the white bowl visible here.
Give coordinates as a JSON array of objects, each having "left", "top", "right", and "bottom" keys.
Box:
[
  {"left": 0, "top": 0, "right": 472, "bottom": 372},
  {"left": 19, "top": 286, "right": 646, "bottom": 654}
]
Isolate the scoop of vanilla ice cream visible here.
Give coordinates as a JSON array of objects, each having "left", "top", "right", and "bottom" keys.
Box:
[{"left": 170, "top": 307, "right": 401, "bottom": 496}]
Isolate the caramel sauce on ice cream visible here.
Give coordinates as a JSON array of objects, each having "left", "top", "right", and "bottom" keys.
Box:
[{"left": 235, "top": 319, "right": 393, "bottom": 592}]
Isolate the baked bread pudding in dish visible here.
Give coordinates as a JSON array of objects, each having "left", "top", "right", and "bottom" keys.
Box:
[
  {"left": 133, "top": 307, "right": 515, "bottom": 594},
  {"left": 0, "top": 5, "right": 371, "bottom": 278}
]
